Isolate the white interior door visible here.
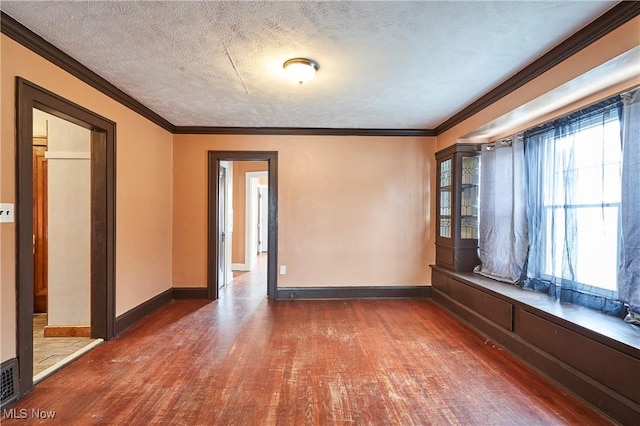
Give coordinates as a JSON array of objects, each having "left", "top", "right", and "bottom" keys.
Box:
[
  {"left": 257, "top": 185, "right": 268, "bottom": 253},
  {"left": 218, "top": 161, "right": 229, "bottom": 288}
]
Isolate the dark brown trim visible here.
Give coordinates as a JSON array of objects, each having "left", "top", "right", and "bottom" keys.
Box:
[
  {"left": 15, "top": 77, "right": 116, "bottom": 397},
  {"left": 433, "top": 290, "right": 639, "bottom": 425},
  {"left": 431, "top": 267, "right": 639, "bottom": 355},
  {"left": 43, "top": 326, "right": 91, "bottom": 338},
  {"left": 15, "top": 79, "right": 33, "bottom": 398},
  {"left": 175, "top": 126, "right": 435, "bottom": 137},
  {"left": 97, "top": 119, "right": 117, "bottom": 340},
  {"left": 277, "top": 286, "right": 431, "bottom": 300},
  {"left": 172, "top": 287, "right": 209, "bottom": 299},
  {"left": 435, "top": 2, "right": 640, "bottom": 135},
  {"left": 207, "top": 151, "right": 278, "bottom": 300},
  {"left": 114, "top": 289, "right": 173, "bottom": 335},
  {"left": 1, "top": 11, "right": 174, "bottom": 132}
]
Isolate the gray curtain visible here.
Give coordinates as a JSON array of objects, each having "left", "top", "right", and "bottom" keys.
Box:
[
  {"left": 619, "top": 88, "right": 640, "bottom": 325},
  {"left": 475, "top": 135, "right": 528, "bottom": 283}
]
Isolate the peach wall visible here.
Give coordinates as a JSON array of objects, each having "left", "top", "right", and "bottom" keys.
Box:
[
  {"left": 231, "top": 161, "right": 268, "bottom": 265},
  {"left": 436, "top": 16, "right": 640, "bottom": 150},
  {"left": 172, "top": 135, "right": 436, "bottom": 289},
  {"left": 0, "top": 35, "right": 173, "bottom": 362}
]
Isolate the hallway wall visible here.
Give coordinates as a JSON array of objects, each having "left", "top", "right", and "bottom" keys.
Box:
[
  {"left": 231, "top": 161, "right": 268, "bottom": 267},
  {"left": 35, "top": 110, "right": 92, "bottom": 326}
]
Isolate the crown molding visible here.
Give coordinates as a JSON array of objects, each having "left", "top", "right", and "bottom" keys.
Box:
[
  {"left": 434, "top": 1, "right": 640, "bottom": 135},
  {"left": 1, "top": 11, "right": 175, "bottom": 132},
  {"left": 173, "top": 126, "right": 436, "bottom": 137}
]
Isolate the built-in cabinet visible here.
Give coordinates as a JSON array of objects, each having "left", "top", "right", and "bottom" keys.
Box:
[
  {"left": 435, "top": 144, "right": 480, "bottom": 271},
  {"left": 430, "top": 266, "right": 640, "bottom": 425}
]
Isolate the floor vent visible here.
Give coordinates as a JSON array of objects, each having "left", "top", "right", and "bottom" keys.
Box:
[{"left": 1, "top": 359, "right": 19, "bottom": 407}]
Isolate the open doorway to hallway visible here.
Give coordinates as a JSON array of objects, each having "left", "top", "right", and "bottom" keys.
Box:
[
  {"left": 31, "top": 109, "right": 101, "bottom": 381},
  {"left": 208, "top": 151, "right": 278, "bottom": 300},
  {"left": 218, "top": 161, "right": 269, "bottom": 297}
]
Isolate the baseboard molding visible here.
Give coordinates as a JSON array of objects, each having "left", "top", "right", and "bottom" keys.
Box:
[
  {"left": 43, "top": 325, "right": 91, "bottom": 338},
  {"left": 114, "top": 288, "right": 173, "bottom": 335},
  {"left": 172, "top": 287, "right": 209, "bottom": 299},
  {"left": 112, "top": 285, "right": 429, "bottom": 335},
  {"left": 232, "top": 263, "right": 248, "bottom": 271},
  {"left": 277, "top": 286, "right": 431, "bottom": 300}
]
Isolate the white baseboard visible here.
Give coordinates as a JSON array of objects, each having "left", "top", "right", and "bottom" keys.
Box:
[{"left": 232, "top": 263, "right": 248, "bottom": 271}]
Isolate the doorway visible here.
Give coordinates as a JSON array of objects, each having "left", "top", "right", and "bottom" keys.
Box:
[
  {"left": 30, "top": 109, "right": 99, "bottom": 379},
  {"left": 16, "top": 78, "right": 115, "bottom": 396},
  {"left": 208, "top": 152, "right": 278, "bottom": 300}
]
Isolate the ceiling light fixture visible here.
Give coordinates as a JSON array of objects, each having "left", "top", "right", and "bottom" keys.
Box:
[{"left": 283, "top": 58, "right": 319, "bottom": 85}]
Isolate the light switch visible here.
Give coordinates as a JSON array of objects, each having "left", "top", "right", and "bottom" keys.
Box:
[
  {"left": 0, "top": 203, "right": 15, "bottom": 223},
  {"left": 279, "top": 265, "right": 287, "bottom": 275}
]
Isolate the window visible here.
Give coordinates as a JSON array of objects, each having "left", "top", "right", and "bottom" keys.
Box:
[
  {"left": 523, "top": 99, "right": 624, "bottom": 315},
  {"left": 541, "top": 112, "right": 621, "bottom": 292},
  {"left": 477, "top": 90, "right": 639, "bottom": 320}
]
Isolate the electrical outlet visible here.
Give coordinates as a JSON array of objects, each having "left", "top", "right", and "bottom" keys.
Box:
[
  {"left": 279, "top": 265, "right": 287, "bottom": 275},
  {"left": 0, "top": 203, "right": 15, "bottom": 223}
]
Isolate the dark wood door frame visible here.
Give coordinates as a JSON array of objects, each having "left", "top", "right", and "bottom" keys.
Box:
[
  {"left": 15, "top": 78, "right": 116, "bottom": 395},
  {"left": 207, "top": 152, "right": 278, "bottom": 300}
]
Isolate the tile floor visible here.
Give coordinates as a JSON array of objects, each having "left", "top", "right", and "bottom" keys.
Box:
[{"left": 33, "top": 314, "right": 96, "bottom": 376}]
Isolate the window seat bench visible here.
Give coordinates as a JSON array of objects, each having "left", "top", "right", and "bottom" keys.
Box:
[{"left": 430, "top": 265, "right": 640, "bottom": 425}]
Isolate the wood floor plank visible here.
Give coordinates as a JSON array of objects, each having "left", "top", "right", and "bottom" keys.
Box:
[{"left": 3, "top": 255, "right": 611, "bottom": 425}]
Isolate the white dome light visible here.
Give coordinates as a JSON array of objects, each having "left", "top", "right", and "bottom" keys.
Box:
[{"left": 283, "top": 58, "right": 319, "bottom": 85}]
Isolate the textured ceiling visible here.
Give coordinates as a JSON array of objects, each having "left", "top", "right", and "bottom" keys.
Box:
[{"left": 1, "top": 1, "right": 617, "bottom": 129}]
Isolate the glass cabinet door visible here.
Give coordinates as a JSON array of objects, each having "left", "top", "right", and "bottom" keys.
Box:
[
  {"left": 459, "top": 156, "right": 479, "bottom": 240},
  {"left": 439, "top": 158, "right": 452, "bottom": 238},
  {"left": 435, "top": 143, "right": 480, "bottom": 271}
]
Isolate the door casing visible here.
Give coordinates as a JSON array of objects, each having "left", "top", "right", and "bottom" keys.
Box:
[{"left": 15, "top": 78, "right": 116, "bottom": 395}]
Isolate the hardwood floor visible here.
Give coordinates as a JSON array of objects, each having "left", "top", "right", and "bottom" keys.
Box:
[{"left": 4, "top": 254, "right": 610, "bottom": 425}]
